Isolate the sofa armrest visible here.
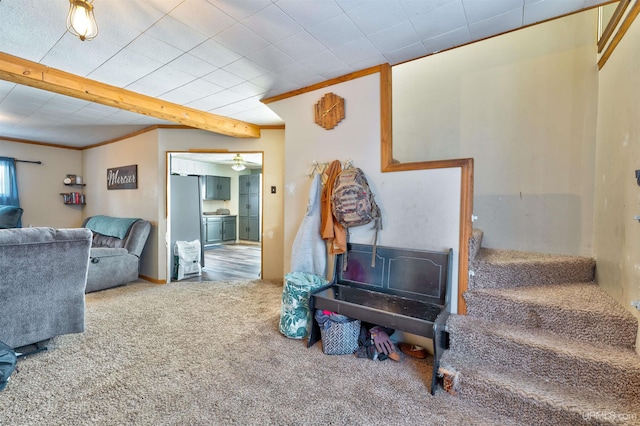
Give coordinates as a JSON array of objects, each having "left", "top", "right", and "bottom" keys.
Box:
[{"left": 123, "top": 220, "right": 151, "bottom": 258}]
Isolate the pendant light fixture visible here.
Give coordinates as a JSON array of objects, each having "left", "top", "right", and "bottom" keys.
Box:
[
  {"left": 66, "top": 0, "right": 98, "bottom": 41},
  {"left": 231, "top": 154, "right": 246, "bottom": 171}
]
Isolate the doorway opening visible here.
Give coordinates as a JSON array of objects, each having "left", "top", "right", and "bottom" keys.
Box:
[{"left": 168, "top": 151, "right": 263, "bottom": 282}]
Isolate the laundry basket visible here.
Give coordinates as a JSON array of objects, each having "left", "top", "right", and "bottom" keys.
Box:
[
  {"left": 315, "top": 311, "right": 361, "bottom": 355},
  {"left": 279, "top": 272, "right": 328, "bottom": 339}
]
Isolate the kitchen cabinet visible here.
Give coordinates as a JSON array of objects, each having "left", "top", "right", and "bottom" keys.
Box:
[
  {"left": 204, "top": 175, "right": 231, "bottom": 200},
  {"left": 238, "top": 174, "right": 261, "bottom": 242},
  {"left": 239, "top": 217, "right": 260, "bottom": 242},
  {"left": 203, "top": 216, "right": 236, "bottom": 246}
]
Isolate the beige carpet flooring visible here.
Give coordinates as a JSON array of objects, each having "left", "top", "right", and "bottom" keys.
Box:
[{"left": 0, "top": 279, "right": 519, "bottom": 426}]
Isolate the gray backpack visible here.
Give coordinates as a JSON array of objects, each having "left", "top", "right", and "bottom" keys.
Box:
[{"left": 331, "top": 167, "right": 381, "bottom": 266}]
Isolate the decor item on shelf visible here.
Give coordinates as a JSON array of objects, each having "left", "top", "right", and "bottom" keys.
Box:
[
  {"left": 66, "top": 0, "right": 98, "bottom": 41},
  {"left": 231, "top": 154, "right": 246, "bottom": 171}
]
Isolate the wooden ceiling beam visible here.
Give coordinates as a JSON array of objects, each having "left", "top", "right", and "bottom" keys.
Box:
[{"left": 0, "top": 52, "right": 260, "bottom": 139}]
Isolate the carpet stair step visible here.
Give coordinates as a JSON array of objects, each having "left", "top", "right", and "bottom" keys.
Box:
[
  {"left": 445, "top": 315, "right": 640, "bottom": 400},
  {"left": 439, "top": 352, "right": 640, "bottom": 426},
  {"left": 469, "top": 247, "right": 595, "bottom": 290},
  {"left": 464, "top": 282, "right": 638, "bottom": 349}
]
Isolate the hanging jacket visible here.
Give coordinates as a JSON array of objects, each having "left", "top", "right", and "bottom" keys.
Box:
[
  {"left": 320, "top": 160, "right": 346, "bottom": 255},
  {"left": 290, "top": 173, "right": 327, "bottom": 276}
]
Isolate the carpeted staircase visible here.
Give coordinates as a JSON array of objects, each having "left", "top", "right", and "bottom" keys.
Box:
[{"left": 439, "top": 229, "right": 640, "bottom": 425}]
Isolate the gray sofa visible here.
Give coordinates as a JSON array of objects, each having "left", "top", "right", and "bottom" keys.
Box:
[
  {"left": 82, "top": 215, "right": 151, "bottom": 293},
  {"left": 0, "top": 227, "right": 92, "bottom": 349}
]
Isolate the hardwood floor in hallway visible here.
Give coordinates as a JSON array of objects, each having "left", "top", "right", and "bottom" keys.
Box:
[{"left": 179, "top": 243, "right": 261, "bottom": 282}]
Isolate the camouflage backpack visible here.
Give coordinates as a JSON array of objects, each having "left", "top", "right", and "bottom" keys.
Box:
[{"left": 331, "top": 167, "right": 381, "bottom": 266}]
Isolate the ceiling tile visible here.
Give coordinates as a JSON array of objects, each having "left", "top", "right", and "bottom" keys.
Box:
[
  {"left": 125, "top": 66, "right": 197, "bottom": 97},
  {"left": 411, "top": 1, "right": 468, "bottom": 40},
  {"left": 251, "top": 73, "right": 300, "bottom": 97},
  {"left": 88, "top": 49, "right": 164, "bottom": 87},
  {"left": 209, "top": 0, "right": 272, "bottom": 20},
  {"left": 228, "top": 81, "right": 268, "bottom": 97},
  {"left": 189, "top": 39, "right": 243, "bottom": 68},
  {"left": 242, "top": 4, "right": 303, "bottom": 43},
  {"left": 170, "top": 0, "right": 236, "bottom": 37},
  {"left": 0, "top": 1, "right": 67, "bottom": 62},
  {"left": 276, "top": 31, "right": 328, "bottom": 61},
  {"left": 307, "top": 13, "right": 365, "bottom": 50},
  {"left": 162, "top": 79, "right": 224, "bottom": 105},
  {"left": 168, "top": 53, "right": 219, "bottom": 78},
  {"left": 222, "top": 58, "right": 269, "bottom": 81},
  {"left": 187, "top": 89, "right": 246, "bottom": 110},
  {"left": 399, "top": 0, "right": 459, "bottom": 19},
  {"left": 247, "top": 45, "right": 298, "bottom": 72},
  {"left": 201, "top": 69, "right": 246, "bottom": 88},
  {"left": 468, "top": 8, "right": 523, "bottom": 40},
  {"left": 144, "top": 15, "right": 208, "bottom": 51},
  {"left": 140, "top": 0, "right": 183, "bottom": 15},
  {"left": 367, "top": 21, "right": 421, "bottom": 53},
  {"left": 462, "top": 0, "right": 524, "bottom": 24},
  {"left": 334, "top": 0, "right": 374, "bottom": 13},
  {"left": 212, "top": 23, "right": 270, "bottom": 56},
  {"left": 40, "top": 33, "right": 124, "bottom": 77},
  {"left": 345, "top": 1, "right": 409, "bottom": 35},
  {"left": 298, "top": 51, "right": 350, "bottom": 78},
  {"left": 422, "top": 26, "right": 472, "bottom": 53},
  {"left": 276, "top": 0, "right": 343, "bottom": 28},
  {"left": 266, "top": 61, "right": 316, "bottom": 86},
  {"left": 333, "top": 38, "right": 382, "bottom": 66},
  {"left": 383, "top": 42, "right": 429, "bottom": 65},
  {"left": 232, "top": 104, "right": 283, "bottom": 125},
  {"left": 113, "top": 1, "right": 168, "bottom": 31},
  {"left": 126, "top": 34, "right": 184, "bottom": 63}
]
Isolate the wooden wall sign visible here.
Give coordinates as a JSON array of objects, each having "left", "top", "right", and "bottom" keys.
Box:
[{"left": 107, "top": 165, "right": 137, "bottom": 190}]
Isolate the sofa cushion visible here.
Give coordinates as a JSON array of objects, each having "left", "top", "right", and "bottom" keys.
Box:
[
  {"left": 90, "top": 247, "right": 129, "bottom": 258},
  {"left": 91, "top": 232, "right": 125, "bottom": 249}
]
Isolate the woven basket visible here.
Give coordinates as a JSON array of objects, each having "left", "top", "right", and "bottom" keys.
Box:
[{"left": 320, "top": 319, "right": 361, "bottom": 355}]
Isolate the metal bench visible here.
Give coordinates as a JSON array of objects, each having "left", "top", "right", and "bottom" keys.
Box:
[{"left": 308, "top": 243, "right": 452, "bottom": 395}]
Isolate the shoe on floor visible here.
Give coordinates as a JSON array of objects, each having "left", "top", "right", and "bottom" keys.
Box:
[{"left": 398, "top": 343, "right": 427, "bottom": 359}]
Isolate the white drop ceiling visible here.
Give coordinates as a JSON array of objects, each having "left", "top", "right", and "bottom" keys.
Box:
[{"left": 0, "top": 0, "right": 611, "bottom": 148}]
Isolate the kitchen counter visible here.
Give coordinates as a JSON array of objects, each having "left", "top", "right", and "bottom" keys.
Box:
[{"left": 203, "top": 213, "right": 236, "bottom": 217}]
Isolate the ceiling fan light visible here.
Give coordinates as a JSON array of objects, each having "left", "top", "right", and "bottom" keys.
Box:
[
  {"left": 67, "top": 0, "right": 98, "bottom": 41},
  {"left": 231, "top": 154, "right": 246, "bottom": 171}
]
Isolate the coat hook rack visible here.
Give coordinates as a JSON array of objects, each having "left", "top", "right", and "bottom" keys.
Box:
[{"left": 308, "top": 161, "right": 328, "bottom": 177}]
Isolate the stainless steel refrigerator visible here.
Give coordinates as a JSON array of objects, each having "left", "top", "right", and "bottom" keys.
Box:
[{"left": 170, "top": 174, "right": 204, "bottom": 267}]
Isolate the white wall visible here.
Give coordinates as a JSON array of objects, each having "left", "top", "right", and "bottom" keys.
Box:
[
  {"left": 0, "top": 140, "right": 84, "bottom": 228},
  {"left": 393, "top": 10, "right": 599, "bottom": 256},
  {"left": 594, "top": 14, "right": 640, "bottom": 350},
  {"left": 267, "top": 72, "right": 462, "bottom": 314}
]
